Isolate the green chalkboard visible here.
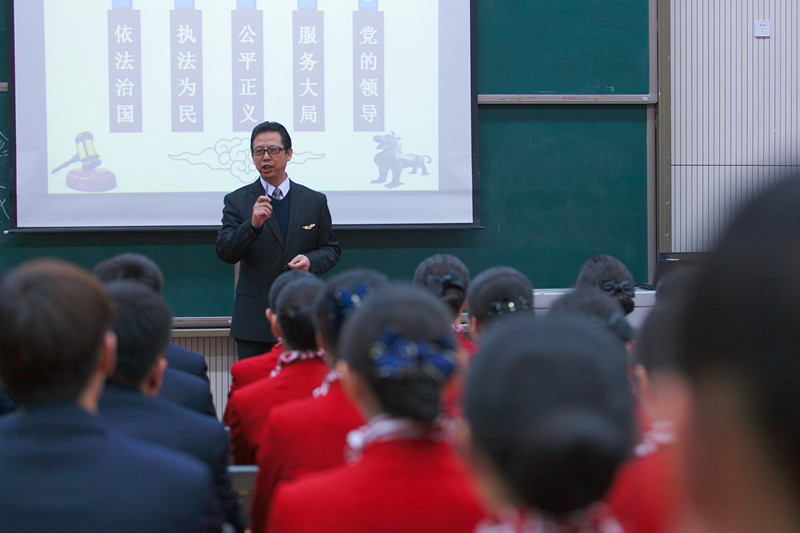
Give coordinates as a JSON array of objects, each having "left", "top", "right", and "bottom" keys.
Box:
[
  {"left": 0, "top": 1, "right": 650, "bottom": 317},
  {"left": 476, "top": 0, "right": 650, "bottom": 95}
]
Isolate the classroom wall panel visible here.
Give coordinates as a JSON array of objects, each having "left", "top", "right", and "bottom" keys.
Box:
[{"left": 671, "top": 0, "right": 800, "bottom": 251}]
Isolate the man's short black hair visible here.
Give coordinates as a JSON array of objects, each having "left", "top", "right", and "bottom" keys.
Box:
[
  {"left": 0, "top": 259, "right": 114, "bottom": 407},
  {"left": 93, "top": 253, "right": 164, "bottom": 294},
  {"left": 250, "top": 121, "right": 292, "bottom": 152},
  {"left": 106, "top": 281, "right": 173, "bottom": 389}
]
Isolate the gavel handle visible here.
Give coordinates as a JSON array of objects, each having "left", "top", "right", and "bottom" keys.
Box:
[{"left": 51, "top": 153, "right": 80, "bottom": 174}]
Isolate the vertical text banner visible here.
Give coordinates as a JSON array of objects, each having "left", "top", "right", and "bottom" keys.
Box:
[
  {"left": 353, "top": 1, "right": 384, "bottom": 132},
  {"left": 171, "top": 1, "right": 203, "bottom": 132},
  {"left": 231, "top": 2, "right": 263, "bottom": 132},
  {"left": 108, "top": 3, "right": 143, "bottom": 133},
  {"left": 293, "top": 1, "right": 325, "bottom": 132}
]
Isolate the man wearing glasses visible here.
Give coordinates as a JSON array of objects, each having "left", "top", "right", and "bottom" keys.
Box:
[{"left": 216, "top": 121, "right": 341, "bottom": 360}]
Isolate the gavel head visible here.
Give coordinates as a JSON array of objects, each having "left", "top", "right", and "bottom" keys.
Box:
[{"left": 75, "top": 131, "right": 101, "bottom": 171}]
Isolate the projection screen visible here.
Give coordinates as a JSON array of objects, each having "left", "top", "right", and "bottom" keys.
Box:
[{"left": 12, "top": 0, "right": 475, "bottom": 229}]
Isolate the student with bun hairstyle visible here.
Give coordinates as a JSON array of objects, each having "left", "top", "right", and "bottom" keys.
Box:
[
  {"left": 466, "top": 266, "right": 533, "bottom": 343},
  {"left": 674, "top": 176, "right": 800, "bottom": 532},
  {"left": 576, "top": 254, "right": 636, "bottom": 315},
  {"left": 229, "top": 269, "right": 316, "bottom": 396},
  {"left": 249, "top": 269, "right": 387, "bottom": 533},
  {"left": 606, "top": 302, "right": 684, "bottom": 533},
  {"left": 414, "top": 254, "right": 474, "bottom": 417},
  {"left": 413, "top": 253, "right": 475, "bottom": 355},
  {"left": 224, "top": 277, "right": 327, "bottom": 465},
  {"left": 267, "top": 284, "right": 486, "bottom": 533},
  {"left": 460, "top": 314, "right": 634, "bottom": 532}
]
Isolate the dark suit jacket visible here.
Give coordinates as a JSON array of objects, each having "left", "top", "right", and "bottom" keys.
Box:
[
  {"left": 99, "top": 384, "right": 243, "bottom": 533},
  {"left": 0, "top": 403, "right": 221, "bottom": 532},
  {"left": 216, "top": 179, "right": 341, "bottom": 342},
  {"left": 160, "top": 367, "right": 217, "bottom": 417},
  {"left": 167, "top": 342, "right": 209, "bottom": 381}
]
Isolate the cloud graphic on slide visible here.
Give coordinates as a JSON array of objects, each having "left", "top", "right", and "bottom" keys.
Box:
[{"left": 169, "top": 137, "right": 326, "bottom": 183}]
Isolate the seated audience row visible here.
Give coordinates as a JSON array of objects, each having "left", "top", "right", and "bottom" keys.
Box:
[{"left": 5, "top": 175, "right": 800, "bottom": 533}]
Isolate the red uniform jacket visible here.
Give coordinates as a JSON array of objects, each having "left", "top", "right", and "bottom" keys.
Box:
[
  {"left": 250, "top": 380, "right": 365, "bottom": 533},
  {"left": 606, "top": 446, "right": 677, "bottom": 533},
  {"left": 443, "top": 330, "right": 479, "bottom": 419},
  {"left": 266, "top": 439, "right": 486, "bottom": 533},
  {"left": 229, "top": 342, "right": 283, "bottom": 397},
  {"left": 223, "top": 357, "right": 329, "bottom": 465}
]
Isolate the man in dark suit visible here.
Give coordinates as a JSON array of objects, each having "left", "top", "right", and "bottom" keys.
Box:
[
  {"left": 216, "top": 121, "right": 341, "bottom": 359},
  {"left": 93, "top": 253, "right": 216, "bottom": 417},
  {"left": 99, "top": 281, "right": 243, "bottom": 531},
  {"left": 0, "top": 259, "right": 220, "bottom": 532}
]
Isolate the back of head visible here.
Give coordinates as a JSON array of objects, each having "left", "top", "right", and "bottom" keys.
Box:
[
  {"left": 106, "top": 281, "right": 173, "bottom": 389},
  {"left": 654, "top": 265, "right": 698, "bottom": 304},
  {"left": 576, "top": 255, "right": 635, "bottom": 314},
  {"left": 677, "top": 175, "right": 800, "bottom": 500},
  {"left": 465, "top": 314, "right": 634, "bottom": 518},
  {"left": 268, "top": 269, "right": 316, "bottom": 311},
  {"left": 93, "top": 253, "right": 164, "bottom": 294},
  {"left": 550, "top": 287, "right": 633, "bottom": 343},
  {"left": 313, "top": 268, "right": 388, "bottom": 359},
  {"left": 413, "top": 253, "right": 470, "bottom": 319},
  {"left": 635, "top": 301, "right": 681, "bottom": 377},
  {"left": 276, "top": 277, "right": 324, "bottom": 351},
  {"left": 467, "top": 266, "right": 534, "bottom": 326},
  {"left": 0, "top": 259, "right": 114, "bottom": 408},
  {"left": 339, "top": 283, "right": 457, "bottom": 423}
]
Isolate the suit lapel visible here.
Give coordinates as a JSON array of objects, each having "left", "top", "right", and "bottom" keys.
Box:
[{"left": 285, "top": 183, "right": 303, "bottom": 248}]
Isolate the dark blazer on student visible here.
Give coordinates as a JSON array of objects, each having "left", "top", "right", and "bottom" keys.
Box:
[
  {"left": 0, "top": 403, "right": 221, "bottom": 532},
  {"left": 216, "top": 179, "right": 340, "bottom": 343},
  {"left": 167, "top": 342, "right": 209, "bottom": 381},
  {"left": 99, "top": 384, "right": 243, "bottom": 533},
  {"left": 160, "top": 366, "right": 217, "bottom": 417}
]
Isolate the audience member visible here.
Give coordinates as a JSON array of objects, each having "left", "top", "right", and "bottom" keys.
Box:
[
  {"left": 0, "top": 259, "right": 219, "bottom": 532},
  {"left": 606, "top": 302, "right": 684, "bottom": 533},
  {"left": 249, "top": 268, "right": 387, "bottom": 532},
  {"left": 93, "top": 253, "right": 216, "bottom": 417},
  {"left": 413, "top": 253, "right": 475, "bottom": 417},
  {"left": 466, "top": 266, "right": 533, "bottom": 343},
  {"left": 229, "top": 269, "right": 316, "bottom": 396},
  {"left": 267, "top": 284, "right": 486, "bottom": 532},
  {"left": 224, "top": 277, "right": 328, "bottom": 464},
  {"left": 461, "top": 314, "right": 634, "bottom": 532},
  {"left": 576, "top": 254, "right": 636, "bottom": 314},
  {"left": 675, "top": 176, "right": 800, "bottom": 532},
  {"left": 98, "top": 281, "right": 241, "bottom": 532},
  {"left": 550, "top": 286, "right": 634, "bottom": 344}
]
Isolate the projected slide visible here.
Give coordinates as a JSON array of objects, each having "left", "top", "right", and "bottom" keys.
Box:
[{"left": 13, "top": 0, "right": 474, "bottom": 228}]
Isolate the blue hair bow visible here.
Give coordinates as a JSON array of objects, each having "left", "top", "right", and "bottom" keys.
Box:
[
  {"left": 369, "top": 330, "right": 456, "bottom": 383},
  {"left": 330, "top": 284, "right": 371, "bottom": 327},
  {"left": 426, "top": 271, "right": 465, "bottom": 297}
]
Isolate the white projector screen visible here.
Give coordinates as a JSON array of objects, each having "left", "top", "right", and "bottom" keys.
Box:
[{"left": 12, "top": 0, "right": 475, "bottom": 229}]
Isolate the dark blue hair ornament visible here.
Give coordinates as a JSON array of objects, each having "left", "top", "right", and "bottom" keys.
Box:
[
  {"left": 330, "top": 284, "right": 371, "bottom": 327},
  {"left": 369, "top": 330, "right": 456, "bottom": 383},
  {"left": 599, "top": 279, "right": 635, "bottom": 298},
  {"left": 426, "top": 271, "right": 465, "bottom": 297}
]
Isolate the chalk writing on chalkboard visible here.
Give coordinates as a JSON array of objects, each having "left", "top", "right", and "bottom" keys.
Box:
[
  {"left": 0, "top": 130, "right": 9, "bottom": 220},
  {"left": 0, "top": 131, "right": 8, "bottom": 159}
]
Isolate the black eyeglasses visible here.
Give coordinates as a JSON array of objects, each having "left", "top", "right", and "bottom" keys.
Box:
[{"left": 252, "top": 146, "right": 287, "bottom": 157}]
